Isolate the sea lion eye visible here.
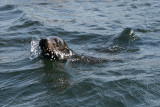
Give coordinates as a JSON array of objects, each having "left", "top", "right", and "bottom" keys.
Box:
[{"left": 54, "top": 38, "right": 60, "bottom": 47}]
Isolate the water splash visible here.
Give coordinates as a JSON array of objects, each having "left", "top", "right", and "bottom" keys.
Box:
[{"left": 29, "top": 37, "right": 41, "bottom": 59}]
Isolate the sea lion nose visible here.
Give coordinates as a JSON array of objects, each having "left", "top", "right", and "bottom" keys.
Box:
[{"left": 39, "top": 39, "right": 47, "bottom": 48}]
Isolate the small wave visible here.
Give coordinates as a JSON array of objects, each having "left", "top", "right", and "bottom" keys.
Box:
[
  {"left": 135, "top": 28, "right": 150, "bottom": 33},
  {"left": 8, "top": 19, "right": 42, "bottom": 31},
  {"left": 0, "top": 10, "right": 22, "bottom": 23},
  {"left": 0, "top": 4, "right": 15, "bottom": 12},
  {"left": 69, "top": 33, "right": 100, "bottom": 44}
]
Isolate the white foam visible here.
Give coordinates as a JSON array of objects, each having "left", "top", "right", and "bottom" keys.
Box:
[{"left": 29, "top": 37, "right": 41, "bottom": 59}]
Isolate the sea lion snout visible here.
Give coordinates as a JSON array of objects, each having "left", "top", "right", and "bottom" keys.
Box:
[{"left": 39, "top": 38, "right": 48, "bottom": 49}]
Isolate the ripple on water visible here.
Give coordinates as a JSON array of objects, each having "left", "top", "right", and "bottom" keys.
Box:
[
  {"left": 8, "top": 19, "right": 42, "bottom": 31},
  {"left": 0, "top": 4, "right": 23, "bottom": 23},
  {"left": 0, "top": 4, "right": 15, "bottom": 11}
]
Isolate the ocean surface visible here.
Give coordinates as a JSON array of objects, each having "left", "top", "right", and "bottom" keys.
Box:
[{"left": 0, "top": 0, "right": 160, "bottom": 106}]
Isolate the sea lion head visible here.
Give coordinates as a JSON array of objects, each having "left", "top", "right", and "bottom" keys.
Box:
[{"left": 39, "top": 36, "right": 73, "bottom": 60}]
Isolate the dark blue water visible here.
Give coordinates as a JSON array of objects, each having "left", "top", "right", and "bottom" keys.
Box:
[{"left": 0, "top": 0, "right": 160, "bottom": 106}]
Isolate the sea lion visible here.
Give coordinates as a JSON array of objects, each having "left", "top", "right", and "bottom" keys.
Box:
[{"left": 39, "top": 36, "right": 108, "bottom": 63}]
